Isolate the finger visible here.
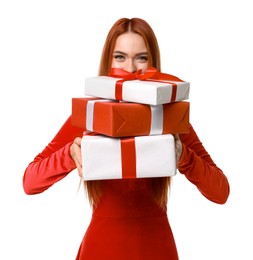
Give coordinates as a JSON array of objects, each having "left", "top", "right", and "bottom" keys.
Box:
[
  {"left": 74, "top": 137, "right": 82, "bottom": 146},
  {"left": 173, "top": 133, "right": 179, "bottom": 141},
  {"left": 73, "top": 155, "right": 83, "bottom": 177},
  {"left": 77, "top": 167, "right": 83, "bottom": 178}
]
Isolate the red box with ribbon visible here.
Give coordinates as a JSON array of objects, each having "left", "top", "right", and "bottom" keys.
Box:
[
  {"left": 81, "top": 134, "right": 176, "bottom": 180},
  {"left": 84, "top": 67, "right": 190, "bottom": 105},
  {"left": 72, "top": 97, "right": 190, "bottom": 137}
]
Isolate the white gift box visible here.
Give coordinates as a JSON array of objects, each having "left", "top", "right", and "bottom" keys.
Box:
[
  {"left": 81, "top": 134, "right": 176, "bottom": 180},
  {"left": 84, "top": 76, "right": 190, "bottom": 105}
]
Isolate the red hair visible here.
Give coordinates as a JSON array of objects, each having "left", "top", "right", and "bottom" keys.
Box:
[
  {"left": 85, "top": 18, "right": 170, "bottom": 210},
  {"left": 98, "top": 17, "right": 161, "bottom": 75}
]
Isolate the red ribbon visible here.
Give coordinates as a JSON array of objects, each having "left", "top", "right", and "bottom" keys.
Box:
[
  {"left": 109, "top": 67, "right": 184, "bottom": 102},
  {"left": 120, "top": 137, "right": 136, "bottom": 178}
]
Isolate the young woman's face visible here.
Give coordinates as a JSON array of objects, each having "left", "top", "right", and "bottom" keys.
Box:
[{"left": 111, "top": 32, "right": 149, "bottom": 73}]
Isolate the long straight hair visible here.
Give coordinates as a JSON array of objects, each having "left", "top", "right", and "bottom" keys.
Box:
[{"left": 85, "top": 18, "right": 170, "bottom": 210}]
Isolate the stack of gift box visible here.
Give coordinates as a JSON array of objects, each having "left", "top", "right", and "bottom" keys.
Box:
[{"left": 71, "top": 68, "right": 190, "bottom": 181}]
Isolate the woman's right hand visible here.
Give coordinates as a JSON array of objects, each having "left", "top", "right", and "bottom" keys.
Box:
[{"left": 70, "top": 137, "right": 83, "bottom": 177}]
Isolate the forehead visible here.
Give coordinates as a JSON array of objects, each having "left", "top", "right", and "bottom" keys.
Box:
[{"left": 114, "top": 32, "right": 147, "bottom": 53}]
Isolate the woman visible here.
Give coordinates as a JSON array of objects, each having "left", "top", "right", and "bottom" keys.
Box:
[{"left": 23, "top": 18, "right": 230, "bottom": 259}]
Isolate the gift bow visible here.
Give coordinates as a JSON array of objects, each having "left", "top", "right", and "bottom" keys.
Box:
[
  {"left": 109, "top": 67, "right": 184, "bottom": 101},
  {"left": 110, "top": 67, "right": 183, "bottom": 81}
]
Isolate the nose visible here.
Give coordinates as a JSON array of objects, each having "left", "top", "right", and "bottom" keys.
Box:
[{"left": 125, "top": 60, "right": 137, "bottom": 73}]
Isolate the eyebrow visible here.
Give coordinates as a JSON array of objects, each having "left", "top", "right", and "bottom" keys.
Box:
[{"left": 113, "top": 51, "right": 148, "bottom": 56}]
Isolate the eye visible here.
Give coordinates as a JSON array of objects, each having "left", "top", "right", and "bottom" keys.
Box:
[
  {"left": 113, "top": 54, "right": 125, "bottom": 61},
  {"left": 137, "top": 55, "right": 148, "bottom": 62}
]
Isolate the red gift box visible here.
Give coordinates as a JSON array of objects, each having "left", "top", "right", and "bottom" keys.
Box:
[{"left": 72, "top": 97, "right": 190, "bottom": 137}]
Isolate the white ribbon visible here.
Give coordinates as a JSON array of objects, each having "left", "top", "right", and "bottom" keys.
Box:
[
  {"left": 149, "top": 105, "right": 163, "bottom": 135},
  {"left": 86, "top": 99, "right": 113, "bottom": 131}
]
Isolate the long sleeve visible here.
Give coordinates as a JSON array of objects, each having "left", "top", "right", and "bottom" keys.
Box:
[
  {"left": 23, "top": 116, "right": 84, "bottom": 195},
  {"left": 178, "top": 124, "right": 230, "bottom": 204}
]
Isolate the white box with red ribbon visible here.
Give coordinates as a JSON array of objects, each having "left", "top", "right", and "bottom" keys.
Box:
[
  {"left": 84, "top": 68, "right": 190, "bottom": 105},
  {"left": 81, "top": 133, "right": 176, "bottom": 180}
]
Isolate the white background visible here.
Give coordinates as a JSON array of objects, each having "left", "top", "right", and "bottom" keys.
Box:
[{"left": 0, "top": 0, "right": 252, "bottom": 259}]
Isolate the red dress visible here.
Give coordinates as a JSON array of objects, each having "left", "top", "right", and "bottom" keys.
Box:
[{"left": 23, "top": 116, "right": 230, "bottom": 260}]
